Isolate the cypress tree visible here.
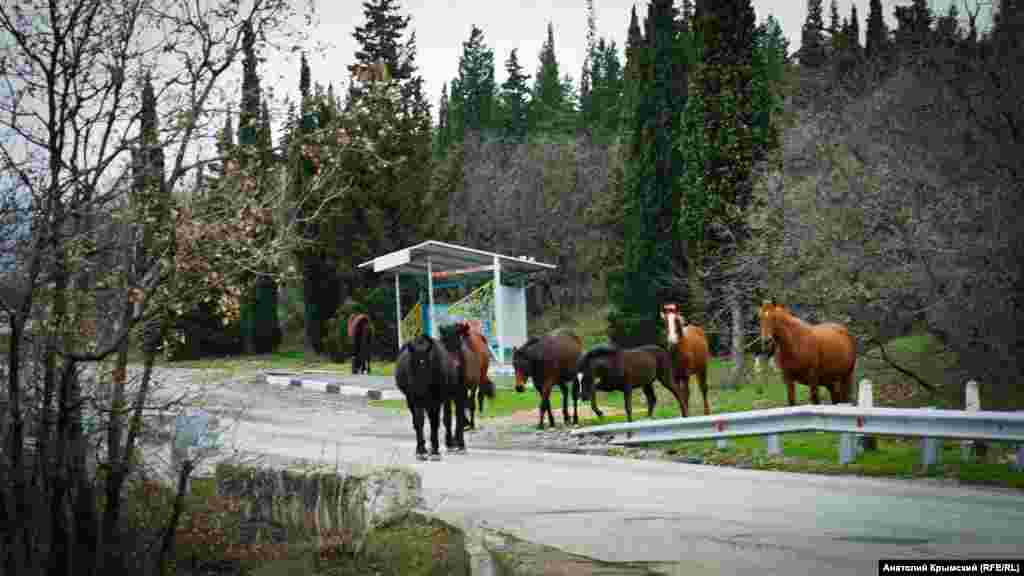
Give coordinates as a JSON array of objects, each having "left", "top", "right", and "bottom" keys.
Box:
[
  {"left": 611, "top": 0, "right": 686, "bottom": 346},
  {"left": 866, "top": 0, "right": 887, "bottom": 60}
]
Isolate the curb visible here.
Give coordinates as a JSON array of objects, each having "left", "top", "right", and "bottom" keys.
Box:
[{"left": 264, "top": 372, "right": 405, "bottom": 401}]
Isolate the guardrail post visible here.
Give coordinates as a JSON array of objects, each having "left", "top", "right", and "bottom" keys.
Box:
[
  {"left": 857, "top": 379, "right": 877, "bottom": 453},
  {"left": 1016, "top": 441, "right": 1023, "bottom": 473},
  {"left": 961, "top": 380, "right": 980, "bottom": 462},
  {"left": 836, "top": 402, "right": 857, "bottom": 465},
  {"left": 765, "top": 434, "right": 782, "bottom": 456},
  {"left": 920, "top": 406, "right": 941, "bottom": 469}
]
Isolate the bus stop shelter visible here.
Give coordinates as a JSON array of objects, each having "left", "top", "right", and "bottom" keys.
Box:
[{"left": 357, "top": 241, "right": 556, "bottom": 366}]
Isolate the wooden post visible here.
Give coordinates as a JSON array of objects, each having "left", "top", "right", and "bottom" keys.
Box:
[{"left": 961, "top": 380, "right": 980, "bottom": 462}]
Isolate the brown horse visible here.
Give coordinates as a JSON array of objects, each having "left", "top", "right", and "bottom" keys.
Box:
[
  {"left": 758, "top": 301, "right": 856, "bottom": 405},
  {"left": 440, "top": 321, "right": 496, "bottom": 430},
  {"left": 577, "top": 344, "right": 677, "bottom": 423},
  {"left": 347, "top": 313, "right": 373, "bottom": 374},
  {"left": 512, "top": 329, "right": 583, "bottom": 429},
  {"left": 659, "top": 303, "right": 711, "bottom": 417}
]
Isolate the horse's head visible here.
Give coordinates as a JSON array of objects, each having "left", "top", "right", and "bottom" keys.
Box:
[
  {"left": 759, "top": 300, "right": 785, "bottom": 351},
  {"left": 408, "top": 334, "right": 435, "bottom": 373},
  {"left": 512, "top": 345, "right": 530, "bottom": 392},
  {"left": 660, "top": 303, "right": 684, "bottom": 344}
]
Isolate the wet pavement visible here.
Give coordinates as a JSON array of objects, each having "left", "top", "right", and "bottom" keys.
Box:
[{"left": 150, "top": 366, "right": 1024, "bottom": 576}]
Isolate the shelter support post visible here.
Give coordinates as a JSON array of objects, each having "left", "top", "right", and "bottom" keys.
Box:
[
  {"left": 493, "top": 255, "right": 504, "bottom": 365},
  {"left": 427, "top": 257, "right": 437, "bottom": 339},
  {"left": 395, "top": 273, "right": 402, "bottom": 349}
]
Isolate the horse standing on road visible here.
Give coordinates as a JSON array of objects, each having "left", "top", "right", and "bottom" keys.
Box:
[
  {"left": 394, "top": 334, "right": 467, "bottom": 460},
  {"left": 348, "top": 313, "right": 374, "bottom": 375}
]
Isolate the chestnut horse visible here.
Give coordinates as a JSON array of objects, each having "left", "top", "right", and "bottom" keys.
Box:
[
  {"left": 758, "top": 301, "right": 856, "bottom": 405},
  {"left": 347, "top": 313, "right": 373, "bottom": 375},
  {"left": 577, "top": 344, "right": 678, "bottom": 423},
  {"left": 439, "top": 321, "right": 496, "bottom": 430},
  {"left": 659, "top": 303, "right": 711, "bottom": 417},
  {"left": 512, "top": 329, "right": 583, "bottom": 429}
]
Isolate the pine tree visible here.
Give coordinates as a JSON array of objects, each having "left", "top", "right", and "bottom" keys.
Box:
[
  {"left": 530, "top": 22, "right": 568, "bottom": 135},
  {"left": 500, "top": 49, "right": 530, "bottom": 142},
  {"left": 435, "top": 82, "right": 451, "bottom": 155},
  {"left": 830, "top": 0, "right": 847, "bottom": 56},
  {"left": 866, "top": 0, "right": 887, "bottom": 60},
  {"left": 579, "top": 0, "right": 597, "bottom": 133},
  {"left": 453, "top": 25, "right": 496, "bottom": 135},
  {"left": 801, "top": 0, "right": 827, "bottom": 66},
  {"left": 351, "top": 0, "right": 414, "bottom": 80}
]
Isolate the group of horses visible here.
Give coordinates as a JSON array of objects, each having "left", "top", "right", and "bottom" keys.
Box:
[
  {"left": 393, "top": 320, "right": 496, "bottom": 461},
  {"left": 358, "top": 299, "right": 858, "bottom": 460},
  {"left": 509, "top": 300, "right": 856, "bottom": 431}
]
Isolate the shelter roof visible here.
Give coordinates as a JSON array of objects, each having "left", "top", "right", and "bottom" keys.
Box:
[{"left": 357, "top": 240, "right": 556, "bottom": 278}]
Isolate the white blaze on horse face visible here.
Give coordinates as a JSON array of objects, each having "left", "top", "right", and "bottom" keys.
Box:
[{"left": 665, "top": 310, "right": 679, "bottom": 344}]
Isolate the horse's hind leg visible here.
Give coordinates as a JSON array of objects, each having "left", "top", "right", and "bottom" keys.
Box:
[
  {"left": 623, "top": 384, "right": 634, "bottom": 423},
  {"left": 570, "top": 377, "right": 579, "bottom": 425},
  {"left": 443, "top": 398, "right": 456, "bottom": 449},
  {"left": 698, "top": 370, "right": 710, "bottom": 415},
  {"left": 411, "top": 402, "right": 427, "bottom": 460},
  {"left": 427, "top": 402, "right": 442, "bottom": 459},
  {"left": 642, "top": 383, "right": 656, "bottom": 418},
  {"left": 559, "top": 382, "right": 571, "bottom": 426}
]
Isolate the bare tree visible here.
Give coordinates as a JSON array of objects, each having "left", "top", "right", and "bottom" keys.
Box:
[{"left": 0, "top": 0, "right": 312, "bottom": 574}]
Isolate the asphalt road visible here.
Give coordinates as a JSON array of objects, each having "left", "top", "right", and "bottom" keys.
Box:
[{"left": 187, "top": 371, "right": 1024, "bottom": 575}]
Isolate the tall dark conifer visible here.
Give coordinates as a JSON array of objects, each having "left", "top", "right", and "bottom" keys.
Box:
[
  {"left": 866, "top": 0, "right": 887, "bottom": 60},
  {"left": 801, "top": 0, "right": 827, "bottom": 66},
  {"left": 500, "top": 49, "right": 530, "bottom": 142},
  {"left": 611, "top": 0, "right": 686, "bottom": 345}
]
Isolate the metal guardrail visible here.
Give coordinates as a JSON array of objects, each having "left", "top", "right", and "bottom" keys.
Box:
[
  {"left": 571, "top": 405, "right": 1024, "bottom": 443},
  {"left": 570, "top": 380, "right": 1024, "bottom": 471}
]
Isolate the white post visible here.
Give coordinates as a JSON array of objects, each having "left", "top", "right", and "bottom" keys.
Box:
[
  {"left": 754, "top": 355, "right": 762, "bottom": 375},
  {"left": 394, "top": 273, "right": 402, "bottom": 347},
  {"left": 493, "top": 255, "right": 504, "bottom": 365},
  {"left": 427, "top": 256, "right": 437, "bottom": 339},
  {"left": 961, "top": 380, "right": 980, "bottom": 462},
  {"left": 857, "top": 379, "right": 877, "bottom": 453}
]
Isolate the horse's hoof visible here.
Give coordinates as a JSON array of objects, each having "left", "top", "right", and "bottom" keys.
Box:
[
  {"left": 416, "top": 452, "right": 428, "bottom": 461},
  {"left": 430, "top": 452, "right": 442, "bottom": 461}
]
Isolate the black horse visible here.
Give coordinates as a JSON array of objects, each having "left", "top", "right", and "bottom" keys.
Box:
[
  {"left": 394, "top": 334, "right": 468, "bottom": 460},
  {"left": 348, "top": 313, "right": 373, "bottom": 375}
]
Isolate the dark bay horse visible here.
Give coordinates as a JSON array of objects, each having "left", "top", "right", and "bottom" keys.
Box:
[
  {"left": 439, "top": 321, "right": 496, "bottom": 430},
  {"left": 347, "top": 313, "right": 373, "bottom": 375},
  {"left": 512, "top": 329, "right": 583, "bottom": 429},
  {"left": 394, "top": 334, "right": 467, "bottom": 460},
  {"left": 758, "top": 301, "right": 856, "bottom": 405},
  {"left": 660, "top": 303, "right": 711, "bottom": 417},
  {"left": 577, "top": 344, "right": 677, "bottom": 422}
]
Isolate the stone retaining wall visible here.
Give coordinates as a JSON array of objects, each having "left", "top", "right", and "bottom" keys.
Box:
[{"left": 214, "top": 463, "right": 422, "bottom": 555}]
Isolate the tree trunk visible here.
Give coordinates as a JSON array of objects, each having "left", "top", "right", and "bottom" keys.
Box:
[
  {"left": 303, "top": 252, "right": 321, "bottom": 357},
  {"left": 726, "top": 288, "right": 745, "bottom": 390}
]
